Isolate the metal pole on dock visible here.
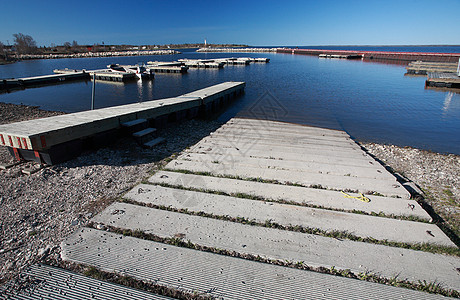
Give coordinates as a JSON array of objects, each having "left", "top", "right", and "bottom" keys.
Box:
[{"left": 91, "top": 73, "right": 96, "bottom": 110}]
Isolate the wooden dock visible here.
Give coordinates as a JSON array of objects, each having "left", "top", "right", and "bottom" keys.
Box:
[
  {"left": 146, "top": 62, "right": 189, "bottom": 73},
  {"left": 178, "top": 59, "right": 225, "bottom": 68},
  {"left": 425, "top": 72, "right": 460, "bottom": 88},
  {"left": 214, "top": 58, "right": 250, "bottom": 65},
  {"left": 0, "top": 82, "right": 245, "bottom": 164},
  {"left": 406, "top": 61, "right": 459, "bottom": 75},
  {"left": 1, "top": 72, "right": 89, "bottom": 91}
]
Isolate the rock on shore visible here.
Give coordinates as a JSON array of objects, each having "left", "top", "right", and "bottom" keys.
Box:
[
  {"left": 0, "top": 101, "right": 222, "bottom": 283},
  {"left": 362, "top": 143, "right": 460, "bottom": 238}
]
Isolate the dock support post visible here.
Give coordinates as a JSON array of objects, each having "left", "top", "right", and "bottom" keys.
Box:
[
  {"left": 457, "top": 58, "right": 460, "bottom": 76},
  {"left": 91, "top": 73, "right": 96, "bottom": 110}
]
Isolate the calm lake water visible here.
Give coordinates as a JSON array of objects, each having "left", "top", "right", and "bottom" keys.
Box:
[{"left": 1, "top": 48, "right": 459, "bottom": 154}]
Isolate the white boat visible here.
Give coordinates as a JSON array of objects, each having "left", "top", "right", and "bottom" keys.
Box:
[{"left": 107, "top": 64, "right": 154, "bottom": 80}]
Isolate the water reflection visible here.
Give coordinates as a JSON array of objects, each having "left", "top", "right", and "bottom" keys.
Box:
[
  {"left": 136, "top": 79, "right": 154, "bottom": 103},
  {"left": 1, "top": 52, "right": 460, "bottom": 154},
  {"left": 443, "top": 92, "right": 454, "bottom": 112}
]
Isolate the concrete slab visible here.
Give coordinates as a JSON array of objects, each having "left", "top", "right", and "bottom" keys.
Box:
[
  {"left": 190, "top": 138, "right": 373, "bottom": 159},
  {"left": 123, "top": 185, "right": 450, "bottom": 245},
  {"left": 208, "top": 133, "right": 362, "bottom": 150},
  {"left": 221, "top": 122, "right": 349, "bottom": 136},
  {"left": 188, "top": 141, "right": 377, "bottom": 166},
  {"left": 61, "top": 228, "right": 451, "bottom": 299},
  {"left": 165, "top": 160, "right": 411, "bottom": 199},
  {"left": 219, "top": 123, "right": 349, "bottom": 138},
  {"left": 228, "top": 118, "right": 347, "bottom": 133},
  {"left": 0, "top": 82, "right": 244, "bottom": 151},
  {"left": 212, "top": 128, "right": 360, "bottom": 146},
  {"left": 0, "top": 264, "right": 171, "bottom": 300},
  {"left": 91, "top": 204, "right": 460, "bottom": 291},
  {"left": 177, "top": 152, "right": 396, "bottom": 181},
  {"left": 148, "top": 171, "right": 432, "bottom": 220}
]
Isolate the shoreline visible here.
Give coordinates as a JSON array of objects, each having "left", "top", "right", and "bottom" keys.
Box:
[
  {"left": 0, "top": 102, "right": 458, "bottom": 284},
  {"left": 0, "top": 101, "right": 224, "bottom": 283}
]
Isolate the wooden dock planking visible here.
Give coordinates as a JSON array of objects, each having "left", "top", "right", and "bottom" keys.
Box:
[
  {"left": 425, "top": 72, "right": 460, "bottom": 88},
  {"left": 406, "top": 61, "right": 458, "bottom": 75},
  {"left": 0, "top": 82, "right": 245, "bottom": 164},
  {"left": 146, "top": 66, "right": 188, "bottom": 73}
]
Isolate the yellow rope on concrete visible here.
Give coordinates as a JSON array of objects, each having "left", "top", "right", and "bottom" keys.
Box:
[{"left": 341, "top": 191, "right": 371, "bottom": 203}]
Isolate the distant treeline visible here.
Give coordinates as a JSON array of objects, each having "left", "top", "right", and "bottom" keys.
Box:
[{"left": 0, "top": 33, "right": 248, "bottom": 64}]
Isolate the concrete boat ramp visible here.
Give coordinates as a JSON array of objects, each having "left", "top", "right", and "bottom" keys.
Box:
[{"left": 6, "top": 118, "right": 459, "bottom": 299}]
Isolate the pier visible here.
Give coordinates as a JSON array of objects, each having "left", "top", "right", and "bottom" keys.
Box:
[
  {"left": 425, "top": 72, "right": 460, "bottom": 88},
  {"left": 55, "top": 68, "right": 139, "bottom": 82},
  {"left": 0, "top": 72, "right": 89, "bottom": 91},
  {"left": 177, "top": 57, "right": 270, "bottom": 68},
  {"left": 178, "top": 59, "right": 225, "bottom": 68},
  {"left": 0, "top": 82, "right": 245, "bottom": 164},
  {"left": 146, "top": 61, "right": 189, "bottom": 73}
]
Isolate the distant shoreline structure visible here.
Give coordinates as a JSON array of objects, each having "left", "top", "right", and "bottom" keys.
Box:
[
  {"left": 15, "top": 49, "right": 180, "bottom": 61},
  {"left": 197, "top": 47, "right": 277, "bottom": 53}
]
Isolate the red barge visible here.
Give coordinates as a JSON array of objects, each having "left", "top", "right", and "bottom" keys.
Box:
[{"left": 277, "top": 48, "right": 460, "bottom": 63}]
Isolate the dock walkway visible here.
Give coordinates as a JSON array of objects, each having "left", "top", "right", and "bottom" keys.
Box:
[
  {"left": 1, "top": 72, "right": 89, "bottom": 90},
  {"left": 0, "top": 82, "right": 245, "bottom": 164},
  {"left": 426, "top": 72, "right": 460, "bottom": 88},
  {"left": 54, "top": 68, "right": 137, "bottom": 81},
  {"left": 51, "top": 118, "right": 459, "bottom": 299}
]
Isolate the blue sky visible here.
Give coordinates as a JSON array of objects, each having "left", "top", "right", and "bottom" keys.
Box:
[{"left": 1, "top": 0, "right": 459, "bottom": 46}]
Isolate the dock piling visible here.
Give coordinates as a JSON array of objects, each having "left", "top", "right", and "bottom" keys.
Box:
[{"left": 91, "top": 73, "right": 96, "bottom": 110}]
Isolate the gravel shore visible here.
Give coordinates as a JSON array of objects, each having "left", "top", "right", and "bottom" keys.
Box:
[
  {"left": 0, "top": 103, "right": 223, "bottom": 283},
  {"left": 0, "top": 102, "right": 458, "bottom": 283},
  {"left": 361, "top": 143, "right": 460, "bottom": 238}
]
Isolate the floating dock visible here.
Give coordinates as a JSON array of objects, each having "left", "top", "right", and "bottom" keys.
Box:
[
  {"left": 278, "top": 48, "right": 460, "bottom": 63},
  {"left": 0, "top": 72, "right": 88, "bottom": 91},
  {"left": 0, "top": 82, "right": 245, "bottom": 164},
  {"left": 319, "top": 54, "right": 363, "bottom": 59},
  {"left": 425, "top": 72, "right": 460, "bottom": 88},
  {"left": 146, "top": 61, "right": 189, "bottom": 73},
  {"left": 214, "top": 58, "right": 250, "bottom": 65},
  {"left": 178, "top": 59, "right": 225, "bottom": 68},
  {"left": 55, "top": 68, "right": 137, "bottom": 82},
  {"left": 406, "top": 61, "right": 459, "bottom": 75}
]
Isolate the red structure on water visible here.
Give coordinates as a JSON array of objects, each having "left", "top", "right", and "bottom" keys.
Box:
[{"left": 277, "top": 48, "right": 460, "bottom": 63}]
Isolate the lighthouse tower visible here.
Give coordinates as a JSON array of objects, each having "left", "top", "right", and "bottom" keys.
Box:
[{"left": 204, "top": 38, "right": 207, "bottom": 48}]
